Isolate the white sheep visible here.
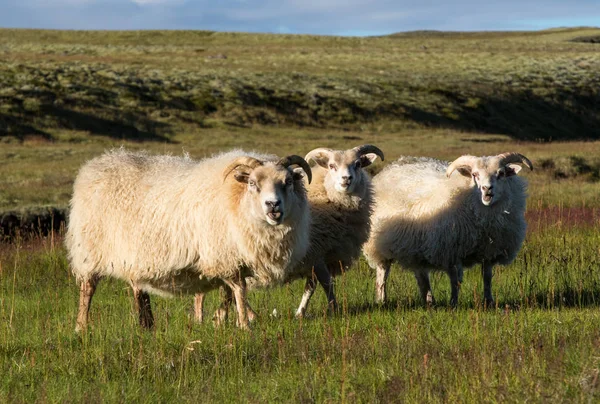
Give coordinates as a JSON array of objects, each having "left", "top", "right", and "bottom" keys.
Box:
[
  {"left": 363, "top": 152, "right": 532, "bottom": 307},
  {"left": 194, "top": 145, "right": 384, "bottom": 322},
  {"left": 66, "top": 148, "right": 312, "bottom": 331}
]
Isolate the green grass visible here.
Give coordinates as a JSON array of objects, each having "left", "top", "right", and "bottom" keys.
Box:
[{"left": 1, "top": 225, "right": 600, "bottom": 402}]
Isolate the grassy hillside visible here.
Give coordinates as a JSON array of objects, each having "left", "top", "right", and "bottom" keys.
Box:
[
  {"left": 1, "top": 28, "right": 599, "bottom": 143},
  {"left": 1, "top": 28, "right": 600, "bottom": 219}
]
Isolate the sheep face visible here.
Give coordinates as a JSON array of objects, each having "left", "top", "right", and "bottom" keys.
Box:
[
  {"left": 447, "top": 154, "right": 532, "bottom": 207},
  {"left": 241, "top": 164, "right": 303, "bottom": 225},
  {"left": 226, "top": 157, "right": 310, "bottom": 227},
  {"left": 306, "top": 146, "right": 384, "bottom": 195}
]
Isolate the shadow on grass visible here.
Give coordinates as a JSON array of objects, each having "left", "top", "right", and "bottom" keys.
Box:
[
  {"left": 229, "top": 84, "right": 600, "bottom": 141},
  {"left": 0, "top": 90, "right": 175, "bottom": 142},
  {"left": 345, "top": 285, "right": 600, "bottom": 314},
  {"left": 398, "top": 90, "right": 600, "bottom": 142}
]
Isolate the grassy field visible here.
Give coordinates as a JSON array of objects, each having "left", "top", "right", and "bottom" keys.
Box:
[
  {"left": 1, "top": 225, "right": 600, "bottom": 402},
  {"left": 1, "top": 27, "right": 600, "bottom": 402}
]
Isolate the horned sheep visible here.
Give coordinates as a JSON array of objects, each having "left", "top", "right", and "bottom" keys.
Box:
[
  {"left": 363, "top": 152, "right": 533, "bottom": 307},
  {"left": 66, "top": 148, "right": 312, "bottom": 331},
  {"left": 195, "top": 144, "right": 384, "bottom": 322}
]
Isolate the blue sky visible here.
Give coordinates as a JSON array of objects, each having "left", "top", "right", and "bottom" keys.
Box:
[{"left": 1, "top": 0, "right": 599, "bottom": 35}]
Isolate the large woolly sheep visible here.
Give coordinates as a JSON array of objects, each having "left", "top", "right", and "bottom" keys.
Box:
[
  {"left": 66, "top": 148, "right": 312, "bottom": 331},
  {"left": 194, "top": 145, "right": 384, "bottom": 322},
  {"left": 363, "top": 152, "right": 532, "bottom": 307}
]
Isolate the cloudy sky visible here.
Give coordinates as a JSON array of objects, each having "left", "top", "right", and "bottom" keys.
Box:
[{"left": 1, "top": 0, "right": 599, "bottom": 36}]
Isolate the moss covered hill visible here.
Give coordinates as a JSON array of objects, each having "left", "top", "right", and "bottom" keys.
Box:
[{"left": 1, "top": 27, "right": 599, "bottom": 143}]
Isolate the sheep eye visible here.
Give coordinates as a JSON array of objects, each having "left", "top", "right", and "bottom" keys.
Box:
[
  {"left": 472, "top": 173, "right": 479, "bottom": 179},
  {"left": 285, "top": 178, "right": 293, "bottom": 186},
  {"left": 248, "top": 180, "right": 256, "bottom": 187},
  {"left": 329, "top": 164, "right": 337, "bottom": 171}
]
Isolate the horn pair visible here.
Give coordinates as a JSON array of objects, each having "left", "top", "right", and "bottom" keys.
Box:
[
  {"left": 305, "top": 144, "right": 385, "bottom": 164},
  {"left": 446, "top": 153, "right": 533, "bottom": 177},
  {"left": 223, "top": 155, "right": 312, "bottom": 184}
]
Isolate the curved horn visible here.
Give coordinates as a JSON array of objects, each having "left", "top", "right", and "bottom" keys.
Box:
[
  {"left": 304, "top": 148, "right": 333, "bottom": 165},
  {"left": 496, "top": 152, "right": 533, "bottom": 171},
  {"left": 222, "top": 156, "right": 263, "bottom": 181},
  {"left": 278, "top": 155, "right": 313, "bottom": 184},
  {"left": 446, "top": 155, "right": 479, "bottom": 177},
  {"left": 352, "top": 144, "right": 385, "bottom": 162}
]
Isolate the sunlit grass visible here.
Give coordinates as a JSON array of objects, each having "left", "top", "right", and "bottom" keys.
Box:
[{"left": 1, "top": 224, "right": 599, "bottom": 401}]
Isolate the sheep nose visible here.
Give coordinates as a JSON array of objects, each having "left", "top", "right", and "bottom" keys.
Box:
[
  {"left": 342, "top": 175, "right": 353, "bottom": 182},
  {"left": 482, "top": 185, "right": 493, "bottom": 192},
  {"left": 265, "top": 200, "right": 281, "bottom": 209}
]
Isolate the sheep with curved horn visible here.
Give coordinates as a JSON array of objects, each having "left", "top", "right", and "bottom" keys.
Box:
[
  {"left": 364, "top": 152, "right": 533, "bottom": 307},
  {"left": 195, "top": 144, "right": 384, "bottom": 323},
  {"left": 67, "top": 148, "right": 312, "bottom": 331}
]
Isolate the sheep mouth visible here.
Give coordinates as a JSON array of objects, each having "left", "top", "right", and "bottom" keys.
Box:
[
  {"left": 482, "top": 193, "right": 494, "bottom": 204},
  {"left": 266, "top": 211, "right": 282, "bottom": 223},
  {"left": 338, "top": 182, "right": 352, "bottom": 192}
]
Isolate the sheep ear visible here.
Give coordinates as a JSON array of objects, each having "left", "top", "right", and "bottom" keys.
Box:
[
  {"left": 308, "top": 153, "right": 329, "bottom": 169},
  {"left": 456, "top": 166, "right": 472, "bottom": 177},
  {"left": 233, "top": 171, "right": 250, "bottom": 183},
  {"left": 358, "top": 153, "right": 379, "bottom": 168},
  {"left": 292, "top": 167, "right": 305, "bottom": 182},
  {"left": 503, "top": 164, "right": 522, "bottom": 177}
]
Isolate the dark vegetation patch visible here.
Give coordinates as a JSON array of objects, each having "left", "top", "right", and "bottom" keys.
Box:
[
  {"left": 0, "top": 207, "right": 66, "bottom": 239},
  {"left": 538, "top": 155, "right": 600, "bottom": 181},
  {"left": 571, "top": 36, "right": 600, "bottom": 44}
]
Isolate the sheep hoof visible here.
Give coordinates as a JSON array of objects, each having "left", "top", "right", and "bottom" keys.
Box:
[{"left": 483, "top": 299, "right": 496, "bottom": 309}]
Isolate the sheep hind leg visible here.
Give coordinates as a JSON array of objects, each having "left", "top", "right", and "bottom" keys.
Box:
[
  {"left": 414, "top": 271, "right": 435, "bottom": 307},
  {"left": 75, "top": 276, "right": 99, "bottom": 333},
  {"left": 223, "top": 276, "right": 250, "bottom": 330},
  {"left": 375, "top": 260, "right": 392, "bottom": 304},
  {"left": 482, "top": 261, "right": 495, "bottom": 309},
  {"left": 133, "top": 287, "right": 154, "bottom": 329},
  {"left": 193, "top": 293, "right": 205, "bottom": 323}
]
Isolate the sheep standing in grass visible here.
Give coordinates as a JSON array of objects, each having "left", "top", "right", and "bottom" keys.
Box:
[
  {"left": 66, "top": 148, "right": 312, "bottom": 331},
  {"left": 195, "top": 145, "right": 384, "bottom": 321},
  {"left": 363, "top": 153, "right": 532, "bottom": 307}
]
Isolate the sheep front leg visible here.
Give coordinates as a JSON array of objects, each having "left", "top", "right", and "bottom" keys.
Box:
[
  {"left": 213, "top": 286, "right": 233, "bottom": 326},
  {"left": 482, "top": 261, "right": 495, "bottom": 308},
  {"left": 414, "top": 271, "right": 435, "bottom": 306},
  {"left": 320, "top": 262, "right": 338, "bottom": 313},
  {"left": 223, "top": 275, "right": 250, "bottom": 330},
  {"left": 295, "top": 276, "right": 317, "bottom": 318},
  {"left": 133, "top": 287, "right": 154, "bottom": 329},
  {"left": 212, "top": 285, "right": 258, "bottom": 327},
  {"left": 75, "top": 276, "right": 99, "bottom": 332},
  {"left": 447, "top": 264, "right": 462, "bottom": 307},
  {"left": 375, "top": 260, "right": 392, "bottom": 304}
]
